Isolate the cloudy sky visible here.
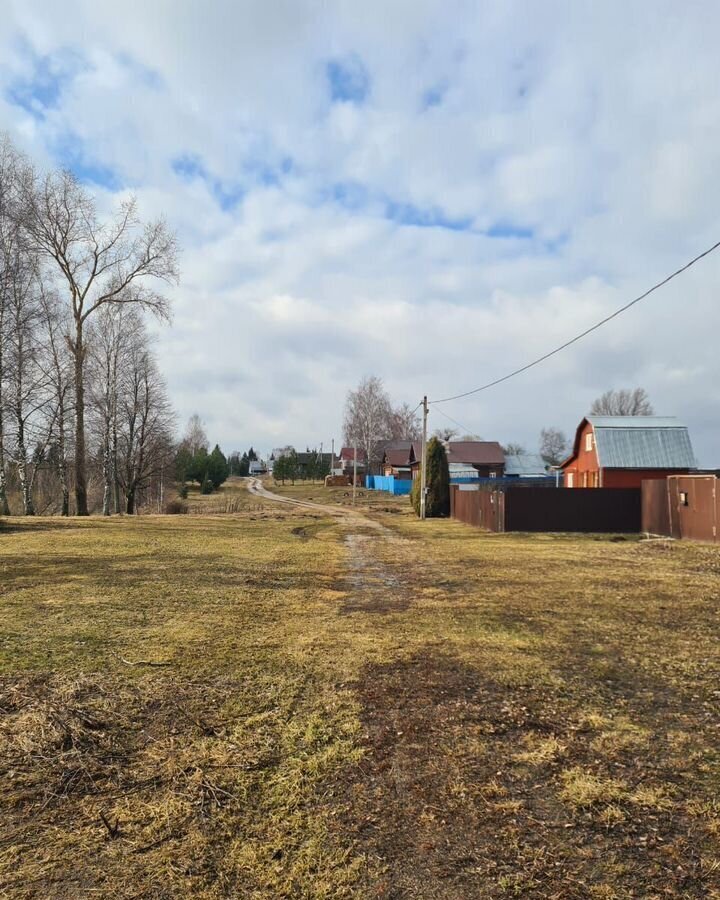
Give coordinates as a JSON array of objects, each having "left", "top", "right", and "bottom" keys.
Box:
[{"left": 2, "top": 0, "right": 719, "bottom": 462}]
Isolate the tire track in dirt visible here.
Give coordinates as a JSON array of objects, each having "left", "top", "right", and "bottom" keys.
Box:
[{"left": 246, "top": 478, "right": 413, "bottom": 614}]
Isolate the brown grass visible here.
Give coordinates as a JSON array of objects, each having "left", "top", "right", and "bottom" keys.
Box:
[{"left": 1, "top": 486, "right": 720, "bottom": 897}]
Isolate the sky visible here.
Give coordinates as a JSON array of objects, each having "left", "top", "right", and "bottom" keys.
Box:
[{"left": 1, "top": 0, "right": 719, "bottom": 464}]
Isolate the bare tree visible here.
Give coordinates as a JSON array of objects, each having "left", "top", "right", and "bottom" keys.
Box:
[
  {"left": 39, "top": 286, "right": 73, "bottom": 515},
  {"left": 590, "top": 388, "right": 654, "bottom": 417},
  {"left": 3, "top": 246, "right": 55, "bottom": 515},
  {"left": 20, "top": 168, "right": 178, "bottom": 515},
  {"left": 432, "top": 426, "right": 458, "bottom": 442},
  {"left": 183, "top": 413, "right": 208, "bottom": 455},
  {"left": 88, "top": 305, "right": 142, "bottom": 515},
  {"left": 387, "top": 402, "right": 421, "bottom": 441},
  {"left": 343, "top": 375, "right": 392, "bottom": 474},
  {"left": 503, "top": 442, "right": 526, "bottom": 456},
  {"left": 539, "top": 427, "right": 569, "bottom": 466},
  {"left": 0, "top": 137, "right": 23, "bottom": 515},
  {"left": 116, "top": 327, "right": 175, "bottom": 514}
]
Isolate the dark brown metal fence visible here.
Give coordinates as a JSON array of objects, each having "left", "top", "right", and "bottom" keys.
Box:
[
  {"left": 504, "top": 488, "right": 641, "bottom": 533},
  {"left": 641, "top": 479, "right": 671, "bottom": 537},
  {"left": 643, "top": 476, "right": 718, "bottom": 542},
  {"left": 451, "top": 486, "right": 641, "bottom": 533},
  {"left": 451, "top": 486, "right": 504, "bottom": 531}
]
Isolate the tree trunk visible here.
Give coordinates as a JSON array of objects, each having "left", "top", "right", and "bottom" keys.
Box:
[
  {"left": 73, "top": 321, "right": 89, "bottom": 516},
  {"left": 102, "top": 439, "right": 112, "bottom": 516},
  {"left": 57, "top": 399, "right": 69, "bottom": 517},
  {"left": 125, "top": 486, "right": 135, "bottom": 515},
  {"left": 112, "top": 421, "right": 121, "bottom": 514},
  {"left": 16, "top": 436, "right": 34, "bottom": 516},
  {"left": 0, "top": 411, "right": 9, "bottom": 516}
]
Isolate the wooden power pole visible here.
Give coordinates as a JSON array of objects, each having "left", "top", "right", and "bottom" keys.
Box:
[{"left": 420, "top": 395, "right": 428, "bottom": 520}]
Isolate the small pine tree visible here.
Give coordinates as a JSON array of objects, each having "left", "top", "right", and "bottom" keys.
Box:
[
  {"left": 426, "top": 437, "right": 450, "bottom": 517},
  {"left": 207, "top": 444, "right": 229, "bottom": 488},
  {"left": 410, "top": 438, "right": 450, "bottom": 518},
  {"left": 273, "top": 455, "right": 287, "bottom": 484},
  {"left": 410, "top": 474, "right": 421, "bottom": 516},
  {"left": 189, "top": 447, "right": 209, "bottom": 484}
]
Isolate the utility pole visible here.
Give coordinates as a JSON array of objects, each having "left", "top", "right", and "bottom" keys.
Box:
[
  {"left": 352, "top": 441, "right": 358, "bottom": 506},
  {"left": 420, "top": 395, "right": 428, "bottom": 520}
]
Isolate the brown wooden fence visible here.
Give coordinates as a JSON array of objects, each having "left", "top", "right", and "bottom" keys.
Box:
[
  {"left": 642, "top": 475, "right": 718, "bottom": 542},
  {"left": 451, "top": 486, "right": 641, "bottom": 533}
]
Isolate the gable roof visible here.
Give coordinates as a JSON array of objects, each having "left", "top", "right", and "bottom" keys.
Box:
[
  {"left": 340, "top": 447, "right": 367, "bottom": 462},
  {"left": 384, "top": 448, "right": 413, "bottom": 467},
  {"left": 504, "top": 453, "right": 550, "bottom": 476},
  {"left": 568, "top": 416, "right": 696, "bottom": 469},
  {"left": 447, "top": 441, "right": 505, "bottom": 466}
]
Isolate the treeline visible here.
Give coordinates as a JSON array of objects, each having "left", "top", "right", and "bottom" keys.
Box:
[
  {"left": 174, "top": 415, "right": 229, "bottom": 496},
  {"left": 0, "top": 136, "right": 178, "bottom": 516},
  {"left": 228, "top": 447, "right": 258, "bottom": 477},
  {"left": 272, "top": 449, "right": 330, "bottom": 484},
  {"left": 173, "top": 416, "right": 261, "bottom": 495}
]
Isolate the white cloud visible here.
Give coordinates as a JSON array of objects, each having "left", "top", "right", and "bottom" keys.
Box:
[{"left": 1, "top": 0, "right": 720, "bottom": 463}]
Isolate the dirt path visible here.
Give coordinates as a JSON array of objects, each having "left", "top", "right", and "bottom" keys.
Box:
[{"left": 246, "top": 478, "right": 411, "bottom": 613}]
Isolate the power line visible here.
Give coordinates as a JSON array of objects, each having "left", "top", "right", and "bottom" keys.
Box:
[
  {"left": 432, "top": 405, "right": 475, "bottom": 436},
  {"left": 431, "top": 238, "right": 720, "bottom": 405}
]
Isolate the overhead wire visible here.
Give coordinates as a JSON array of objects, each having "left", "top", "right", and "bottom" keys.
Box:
[{"left": 430, "top": 238, "right": 720, "bottom": 405}]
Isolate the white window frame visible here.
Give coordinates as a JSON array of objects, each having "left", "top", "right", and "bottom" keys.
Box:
[{"left": 585, "top": 432, "right": 593, "bottom": 452}]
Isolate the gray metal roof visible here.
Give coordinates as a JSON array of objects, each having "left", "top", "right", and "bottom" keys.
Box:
[
  {"left": 587, "top": 416, "right": 686, "bottom": 429},
  {"left": 504, "top": 453, "right": 549, "bottom": 476},
  {"left": 590, "top": 417, "right": 696, "bottom": 469}
]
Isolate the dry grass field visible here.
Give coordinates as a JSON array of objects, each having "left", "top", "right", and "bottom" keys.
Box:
[{"left": 1, "top": 481, "right": 720, "bottom": 898}]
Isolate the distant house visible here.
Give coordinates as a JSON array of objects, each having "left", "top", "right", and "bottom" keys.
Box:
[
  {"left": 249, "top": 459, "right": 266, "bottom": 476},
  {"left": 448, "top": 441, "right": 505, "bottom": 478},
  {"left": 561, "top": 416, "right": 696, "bottom": 488},
  {"left": 381, "top": 441, "right": 415, "bottom": 479},
  {"left": 338, "top": 447, "right": 367, "bottom": 476},
  {"left": 504, "top": 453, "right": 551, "bottom": 478},
  {"left": 411, "top": 440, "right": 505, "bottom": 480},
  {"left": 295, "top": 451, "right": 335, "bottom": 479}
]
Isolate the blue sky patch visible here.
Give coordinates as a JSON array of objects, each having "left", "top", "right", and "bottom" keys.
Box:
[
  {"left": 326, "top": 56, "right": 370, "bottom": 103},
  {"left": 51, "top": 133, "right": 120, "bottom": 190},
  {"left": 172, "top": 154, "right": 244, "bottom": 211},
  {"left": 385, "top": 200, "right": 473, "bottom": 232},
  {"left": 421, "top": 84, "right": 446, "bottom": 109},
  {"left": 6, "top": 43, "right": 86, "bottom": 120},
  {"left": 486, "top": 222, "right": 534, "bottom": 240}
]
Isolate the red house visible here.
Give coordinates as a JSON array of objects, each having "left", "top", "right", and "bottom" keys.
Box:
[
  {"left": 561, "top": 416, "right": 696, "bottom": 489},
  {"left": 338, "top": 447, "right": 367, "bottom": 475}
]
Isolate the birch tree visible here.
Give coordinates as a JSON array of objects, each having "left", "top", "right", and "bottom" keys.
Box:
[
  {"left": 342, "top": 375, "right": 392, "bottom": 474},
  {"left": 20, "top": 169, "right": 178, "bottom": 515},
  {"left": 4, "top": 248, "right": 55, "bottom": 515},
  {"left": 39, "top": 286, "right": 73, "bottom": 515},
  {"left": 116, "top": 327, "right": 174, "bottom": 514},
  {"left": 0, "top": 137, "right": 22, "bottom": 515}
]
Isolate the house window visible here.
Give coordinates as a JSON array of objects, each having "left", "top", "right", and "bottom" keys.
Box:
[
  {"left": 567, "top": 472, "right": 574, "bottom": 487},
  {"left": 585, "top": 433, "right": 593, "bottom": 452},
  {"left": 679, "top": 491, "right": 689, "bottom": 507}
]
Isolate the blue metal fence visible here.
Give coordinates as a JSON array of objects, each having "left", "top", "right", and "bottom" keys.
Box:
[
  {"left": 451, "top": 476, "right": 561, "bottom": 487},
  {"left": 366, "top": 475, "right": 413, "bottom": 495}
]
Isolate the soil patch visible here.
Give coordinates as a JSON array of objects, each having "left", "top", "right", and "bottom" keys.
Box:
[
  {"left": 328, "top": 652, "right": 718, "bottom": 898},
  {"left": 341, "top": 533, "right": 411, "bottom": 615}
]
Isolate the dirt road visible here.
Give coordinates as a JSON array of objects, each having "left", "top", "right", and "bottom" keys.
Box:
[{"left": 247, "top": 477, "right": 411, "bottom": 613}]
